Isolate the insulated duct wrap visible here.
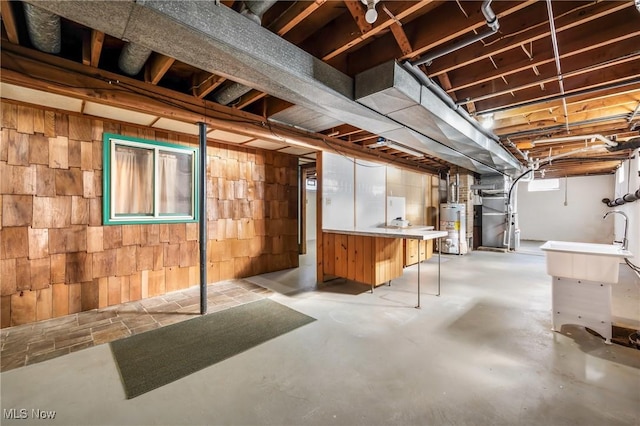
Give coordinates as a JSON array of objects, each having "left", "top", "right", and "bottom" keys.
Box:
[
  {"left": 23, "top": 3, "right": 61, "bottom": 54},
  {"left": 118, "top": 42, "right": 153, "bottom": 76}
]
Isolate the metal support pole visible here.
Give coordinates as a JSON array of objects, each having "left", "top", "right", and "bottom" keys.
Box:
[
  {"left": 416, "top": 252, "right": 421, "bottom": 309},
  {"left": 437, "top": 238, "right": 441, "bottom": 296},
  {"left": 198, "top": 122, "right": 207, "bottom": 315}
]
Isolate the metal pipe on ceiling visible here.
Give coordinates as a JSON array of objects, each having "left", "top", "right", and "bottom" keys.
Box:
[
  {"left": 546, "top": 0, "right": 570, "bottom": 133},
  {"left": 411, "top": 0, "right": 499, "bottom": 67},
  {"left": 533, "top": 134, "right": 617, "bottom": 147},
  {"left": 22, "top": 3, "right": 61, "bottom": 54}
]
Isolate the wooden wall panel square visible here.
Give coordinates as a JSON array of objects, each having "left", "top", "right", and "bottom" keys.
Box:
[
  {"left": 8, "top": 131, "right": 29, "bottom": 166},
  {"left": 68, "top": 283, "right": 82, "bottom": 314},
  {"left": 207, "top": 261, "right": 220, "bottom": 284},
  {"left": 219, "top": 260, "right": 234, "bottom": 281},
  {"left": 81, "top": 280, "right": 99, "bottom": 311},
  {"left": 163, "top": 243, "right": 180, "bottom": 267},
  {"left": 237, "top": 218, "right": 255, "bottom": 240},
  {"left": 89, "top": 198, "right": 102, "bottom": 226},
  {"left": 233, "top": 256, "right": 252, "bottom": 277},
  {"left": 51, "top": 197, "right": 72, "bottom": 228},
  {"left": 224, "top": 218, "right": 238, "bottom": 239},
  {"left": 71, "top": 196, "right": 89, "bottom": 225},
  {"left": 93, "top": 170, "right": 102, "bottom": 198},
  {"left": 43, "top": 111, "right": 56, "bottom": 137},
  {"left": 52, "top": 283, "right": 69, "bottom": 318},
  {"left": 49, "top": 136, "right": 69, "bottom": 169},
  {"left": 165, "top": 266, "right": 181, "bottom": 293},
  {"left": 2, "top": 226, "right": 28, "bottom": 258},
  {"left": 50, "top": 253, "right": 66, "bottom": 283},
  {"left": 92, "top": 120, "right": 106, "bottom": 141},
  {"left": 31, "top": 197, "right": 70, "bottom": 229},
  {"left": 129, "top": 271, "right": 142, "bottom": 302},
  {"left": 81, "top": 141, "right": 93, "bottom": 171},
  {"left": 148, "top": 269, "right": 165, "bottom": 297},
  {"left": 107, "top": 276, "right": 121, "bottom": 305},
  {"left": 120, "top": 275, "right": 130, "bottom": 304},
  {"left": 103, "top": 225, "right": 122, "bottom": 249},
  {"left": 16, "top": 106, "right": 34, "bottom": 135},
  {"left": 1, "top": 295, "right": 10, "bottom": 328},
  {"left": 30, "top": 134, "right": 51, "bottom": 165},
  {"left": 2, "top": 102, "right": 17, "bottom": 129},
  {"left": 55, "top": 113, "right": 69, "bottom": 137},
  {"left": 92, "top": 139, "right": 102, "bottom": 170},
  {"left": 122, "top": 224, "right": 141, "bottom": 246},
  {"left": 66, "top": 252, "right": 92, "bottom": 283},
  {"left": 33, "top": 109, "right": 44, "bottom": 134},
  {"left": 168, "top": 223, "right": 186, "bottom": 244},
  {"left": 68, "top": 139, "right": 81, "bottom": 168},
  {"left": 0, "top": 129, "right": 8, "bottom": 162},
  {"left": 179, "top": 241, "right": 198, "bottom": 267},
  {"left": 186, "top": 222, "right": 198, "bottom": 241},
  {"left": 152, "top": 244, "right": 164, "bottom": 271},
  {"left": 0, "top": 259, "right": 16, "bottom": 296},
  {"left": 116, "top": 245, "right": 137, "bottom": 276},
  {"left": 55, "top": 168, "right": 83, "bottom": 195},
  {"left": 50, "top": 226, "right": 86, "bottom": 253},
  {"left": 2, "top": 163, "right": 36, "bottom": 195},
  {"left": 96, "top": 277, "right": 108, "bottom": 308},
  {"left": 36, "top": 165, "right": 56, "bottom": 197},
  {"left": 140, "top": 224, "right": 160, "bottom": 245},
  {"left": 15, "top": 257, "right": 30, "bottom": 291},
  {"left": 30, "top": 257, "right": 50, "bottom": 290},
  {"left": 69, "top": 115, "right": 92, "bottom": 141},
  {"left": 136, "top": 245, "right": 154, "bottom": 271},
  {"left": 92, "top": 249, "right": 115, "bottom": 278},
  {"left": 2, "top": 194, "right": 32, "bottom": 226},
  {"left": 86, "top": 226, "right": 103, "bottom": 253},
  {"left": 82, "top": 171, "right": 95, "bottom": 198},
  {"left": 158, "top": 224, "right": 170, "bottom": 242},
  {"left": 36, "top": 287, "right": 53, "bottom": 322},
  {"left": 11, "top": 289, "right": 36, "bottom": 326}
]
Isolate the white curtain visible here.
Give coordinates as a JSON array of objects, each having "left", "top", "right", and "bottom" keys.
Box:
[
  {"left": 159, "top": 150, "right": 192, "bottom": 215},
  {"left": 114, "top": 146, "right": 153, "bottom": 215}
]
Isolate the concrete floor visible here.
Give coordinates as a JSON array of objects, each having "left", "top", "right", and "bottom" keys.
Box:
[{"left": 1, "top": 241, "right": 639, "bottom": 425}]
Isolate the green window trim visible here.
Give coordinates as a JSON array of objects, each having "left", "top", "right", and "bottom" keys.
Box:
[{"left": 103, "top": 133, "right": 199, "bottom": 225}]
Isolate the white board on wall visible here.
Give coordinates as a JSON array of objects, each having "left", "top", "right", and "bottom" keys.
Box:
[
  {"left": 322, "top": 152, "right": 355, "bottom": 230},
  {"left": 355, "top": 159, "right": 386, "bottom": 228}
]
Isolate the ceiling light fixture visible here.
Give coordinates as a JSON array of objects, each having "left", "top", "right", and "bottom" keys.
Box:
[
  {"left": 370, "top": 137, "right": 424, "bottom": 157},
  {"left": 480, "top": 113, "right": 494, "bottom": 129},
  {"left": 361, "top": 0, "right": 381, "bottom": 24}
]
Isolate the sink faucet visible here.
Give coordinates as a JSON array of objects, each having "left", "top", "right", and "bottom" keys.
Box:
[{"left": 603, "top": 210, "right": 628, "bottom": 250}]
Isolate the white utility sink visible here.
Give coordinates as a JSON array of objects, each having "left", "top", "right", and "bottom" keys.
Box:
[
  {"left": 540, "top": 240, "right": 633, "bottom": 344},
  {"left": 540, "top": 240, "right": 631, "bottom": 283}
]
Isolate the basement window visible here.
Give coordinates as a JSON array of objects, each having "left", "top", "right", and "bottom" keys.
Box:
[
  {"left": 528, "top": 178, "right": 559, "bottom": 192},
  {"left": 103, "top": 133, "right": 198, "bottom": 224}
]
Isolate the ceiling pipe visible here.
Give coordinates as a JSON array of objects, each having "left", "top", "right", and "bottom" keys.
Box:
[
  {"left": 22, "top": 3, "right": 61, "bottom": 54},
  {"left": 214, "top": 0, "right": 278, "bottom": 105},
  {"left": 411, "top": 0, "right": 499, "bottom": 67},
  {"left": 546, "top": 0, "right": 570, "bottom": 133},
  {"left": 532, "top": 134, "right": 618, "bottom": 148},
  {"left": 118, "top": 42, "right": 152, "bottom": 76}
]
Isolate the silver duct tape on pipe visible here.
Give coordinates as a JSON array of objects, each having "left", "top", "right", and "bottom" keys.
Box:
[
  {"left": 118, "top": 42, "right": 153, "bottom": 76},
  {"left": 23, "top": 3, "right": 61, "bottom": 54}
]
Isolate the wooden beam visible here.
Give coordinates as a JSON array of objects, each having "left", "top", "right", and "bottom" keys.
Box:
[
  {"left": 269, "top": 0, "right": 326, "bottom": 36},
  {"left": 427, "top": 1, "right": 632, "bottom": 77},
  {"left": 320, "top": 0, "right": 435, "bottom": 62},
  {"left": 145, "top": 53, "right": 176, "bottom": 85},
  {"left": 82, "top": 33, "right": 91, "bottom": 66},
  {"left": 90, "top": 30, "right": 104, "bottom": 68},
  {"left": 234, "top": 89, "right": 267, "bottom": 110},
  {"left": 389, "top": 22, "right": 413, "bottom": 57},
  {"left": 0, "top": 0, "right": 19, "bottom": 44},
  {"left": 192, "top": 72, "right": 225, "bottom": 99},
  {"left": 344, "top": 0, "right": 372, "bottom": 35}
]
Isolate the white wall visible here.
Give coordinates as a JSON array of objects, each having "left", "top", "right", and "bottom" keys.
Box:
[
  {"left": 613, "top": 149, "right": 639, "bottom": 263},
  {"left": 306, "top": 187, "right": 317, "bottom": 241},
  {"left": 517, "top": 175, "right": 614, "bottom": 244}
]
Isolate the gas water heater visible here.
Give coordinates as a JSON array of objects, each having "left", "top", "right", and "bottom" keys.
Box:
[{"left": 440, "top": 203, "right": 466, "bottom": 254}]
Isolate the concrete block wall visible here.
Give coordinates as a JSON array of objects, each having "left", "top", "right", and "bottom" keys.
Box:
[{"left": 0, "top": 101, "right": 299, "bottom": 328}]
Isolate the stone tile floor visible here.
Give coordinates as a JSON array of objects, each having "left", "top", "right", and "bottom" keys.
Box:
[{"left": 0, "top": 279, "right": 272, "bottom": 372}]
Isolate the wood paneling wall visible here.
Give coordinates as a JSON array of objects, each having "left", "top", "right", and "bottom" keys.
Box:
[{"left": 0, "top": 101, "right": 298, "bottom": 327}]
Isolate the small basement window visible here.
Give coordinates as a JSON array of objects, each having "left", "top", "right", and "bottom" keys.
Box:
[
  {"left": 528, "top": 178, "right": 559, "bottom": 192},
  {"left": 103, "top": 133, "right": 198, "bottom": 224}
]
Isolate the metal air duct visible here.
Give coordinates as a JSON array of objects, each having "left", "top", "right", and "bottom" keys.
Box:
[
  {"left": 214, "top": 0, "right": 278, "bottom": 105},
  {"left": 23, "top": 3, "right": 61, "bottom": 54}
]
